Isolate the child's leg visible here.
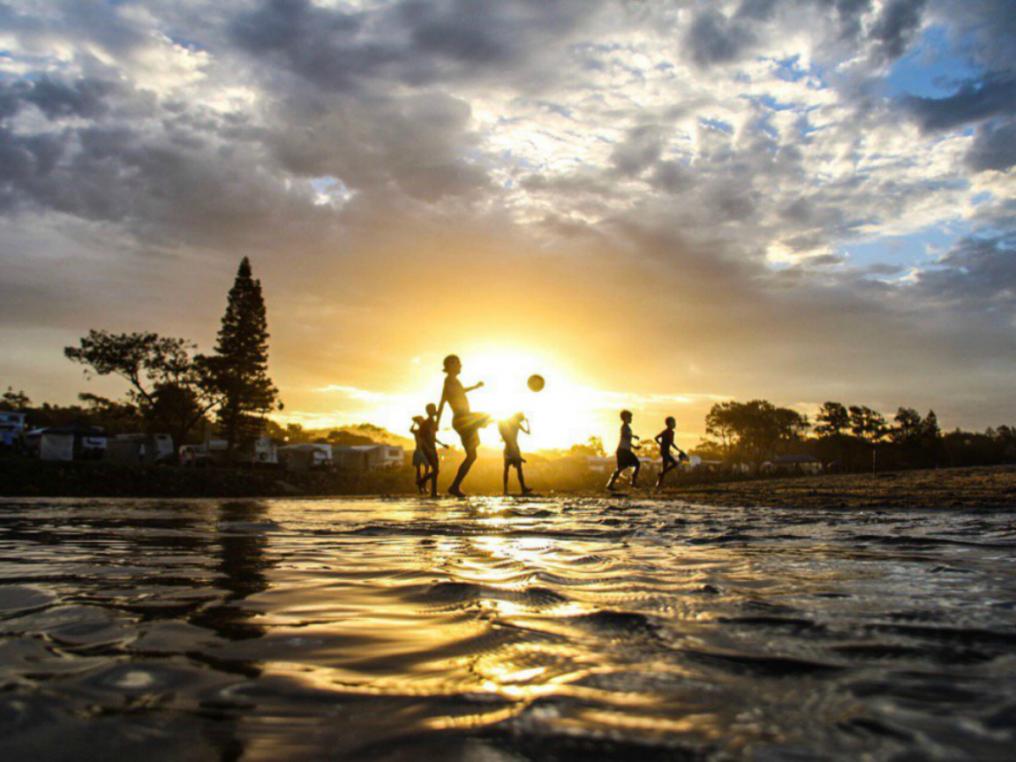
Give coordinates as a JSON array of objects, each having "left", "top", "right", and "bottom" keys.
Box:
[
  {"left": 606, "top": 467, "right": 622, "bottom": 490},
  {"left": 516, "top": 464, "right": 530, "bottom": 493},
  {"left": 503, "top": 463, "right": 510, "bottom": 495},
  {"left": 450, "top": 443, "right": 477, "bottom": 495},
  {"left": 631, "top": 461, "right": 640, "bottom": 487}
]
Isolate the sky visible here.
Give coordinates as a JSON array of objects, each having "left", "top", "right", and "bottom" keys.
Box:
[{"left": 1, "top": 0, "right": 1013, "bottom": 450}]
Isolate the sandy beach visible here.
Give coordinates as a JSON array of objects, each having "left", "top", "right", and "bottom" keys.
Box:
[{"left": 666, "top": 465, "right": 1016, "bottom": 511}]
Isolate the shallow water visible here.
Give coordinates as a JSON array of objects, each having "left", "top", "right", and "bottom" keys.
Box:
[{"left": 1, "top": 497, "right": 1014, "bottom": 760}]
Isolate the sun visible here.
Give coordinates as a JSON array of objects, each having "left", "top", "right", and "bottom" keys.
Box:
[{"left": 450, "top": 347, "right": 599, "bottom": 451}]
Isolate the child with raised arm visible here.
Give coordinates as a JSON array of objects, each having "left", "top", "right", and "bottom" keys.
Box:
[
  {"left": 436, "top": 354, "right": 491, "bottom": 498},
  {"left": 654, "top": 416, "right": 687, "bottom": 490},
  {"left": 417, "top": 402, "right": 448, "bottom": 498},
  {"left": 606, "top": 409, "right": 641, "bottom": 490},
  {"left": 499, "top": 412, "right": 533, "bottom": 496}
]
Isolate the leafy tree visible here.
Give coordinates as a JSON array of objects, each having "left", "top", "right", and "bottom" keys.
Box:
[
  {"left": 568, "top": 436, "right": 605, "bottom": 458},
  {"left": 848, "top": 405, "right": 888, "bottom": 443},
  {"left": 705, "top": 399, "right": 808, "bottom": 466},
  {"left": 65, "top": 330, "right": 219, "bottom": 448},
  {"left": 815, "top": 401, "right": 849, "bottom": 437},
  {"left": 892, "top": 407, "right": 924, "bottom": 445},
  {"left": 1, "top": 387, "right": 32, "bottom": 410},
  {"left": 199, "top": 257, "right": 279, "bottom": 456},
  {"left": 921, "top": 409, "right": 942, "bottom": 464}
]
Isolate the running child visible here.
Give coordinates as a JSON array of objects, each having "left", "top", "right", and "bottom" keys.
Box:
[
  {"left": 606, "top": 409, "right": 641, "bottom": 490},
  {"left": 654, "top": 416, "right": 688, "bottom": 490},
  {"left": 498, "top": 412, "right": 532, "bottom": 496}
]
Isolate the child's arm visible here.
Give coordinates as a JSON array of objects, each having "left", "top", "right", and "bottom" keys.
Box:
[
  {"left": 436, "top": 382, "right": 448, "bottom": 425},
  {"left": 654, "top": 431, "right": 664, "bottom": 445},
  {"left": 437, "top": 438, "right": 451, "bottom": 449},
  {"left": 520, "top": 420, "right": 530, "bottom": 435},
  {"left": 464, "top": 380, "right": 485, "bottom": 393},
  {"left": 410, "top": 422, "right": 419, "bottom": 434}
]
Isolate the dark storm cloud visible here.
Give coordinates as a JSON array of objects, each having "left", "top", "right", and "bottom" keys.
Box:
[
  {"left": 912, "top": 231, "right": 1016, "bottom": 315},
  {"left": 0, "top": 76, "right": 116, "bottom": 121},
  {"left": 610, "top": 124, "right": 668, "bottom": 176},
  {"left": 869, "top": 0, "right": 927, "bottom": 62},
  {"left": 903, "top": 75, "right": 1016, "bottom": 131},
  {"left": 684, "top": 8, "right": 755, "bottom": 67},
  {"left": 966, "top": 120, "right": 1016, "bottom": 172},
  {"left": 231, "top": 0, "right": 597, "bottom": 91},
  {"left": 683, "top": 0, "right": 923, "bottom": 68}
]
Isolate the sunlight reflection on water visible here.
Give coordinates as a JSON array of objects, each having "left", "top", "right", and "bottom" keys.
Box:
[{"left": 1, "top": 496, "right": 1015, "bottom": 760}]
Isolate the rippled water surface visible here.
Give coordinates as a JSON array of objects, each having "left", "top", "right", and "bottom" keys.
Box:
[{"left": 1, "top": 497, "right": 1015, "bottom": 760}]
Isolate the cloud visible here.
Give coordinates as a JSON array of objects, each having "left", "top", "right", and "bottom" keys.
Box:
[
  {"left": 869, "top": 0, "right": 927, "bottom": 62},
  {"left": 684, "top": 8, "right": 756, "bottom": 67},
  {"left": 966, "top": 120, "right": 1016, "bottom": 172},
  {"left": 903, "top": 75, "right": 1016, "bottom": 131}
]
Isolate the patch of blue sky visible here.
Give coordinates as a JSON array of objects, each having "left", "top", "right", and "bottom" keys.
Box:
[
  {"left": 699, "top": 117, "right": 733, "bottom": 134},
  {"left": 771, "top": 55, "right": 827, "bottom": 88},
  {"left": 309, "top": 176, "right": 353, "bottom": 204},
  {"left": 839, "top": 220, "right": 972, "bottom": 272},
  {"left": 885, "top": 25, "right": 982, "bottom": 99}
]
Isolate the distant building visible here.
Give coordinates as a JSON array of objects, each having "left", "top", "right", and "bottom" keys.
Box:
[
  {"left": 179, "top": 439, "right": 229, "bottom": 467},
  {"left": 332, "top": 444, "right": 405, "bottom": 471},
  {"left": 761, "top": 454, "right": 823, "bottom": 474},
  {"left": 26, "top": 425, "right": 107, "bottom": 461},
  {"left": 106, "top": 434, "right": 175, "bottom": 465},
  {"left": 279, "top": 443, "right": 333, "bottom": 471},
  {"left": 0, "top": 411, "right": 27, "bottom": 447}
]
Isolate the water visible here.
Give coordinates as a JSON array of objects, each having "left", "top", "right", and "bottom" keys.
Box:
[{"left": 1, "top": 497, "right": 1014, "bottom": 760}]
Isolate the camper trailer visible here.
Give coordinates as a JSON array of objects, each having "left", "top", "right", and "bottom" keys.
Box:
[
  {"left": 332, "top": 444, "right": 404, "bottom": 471},
  {"left": 26, "top": 425, "right": 107, "bottom": 461},
  {"left": 279, "top": 443, "right": 332, "bottom": 471},
  {"left": 106, "top": 434, "right": 175, "bottom": 464}
]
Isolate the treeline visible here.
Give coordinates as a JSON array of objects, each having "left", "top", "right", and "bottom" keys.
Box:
[
  {"left": 1, "top": 258, "right": 279, "bottom": 459},
  {"left": 695, "top": 399, "right": 1016, "bottom": 472}
]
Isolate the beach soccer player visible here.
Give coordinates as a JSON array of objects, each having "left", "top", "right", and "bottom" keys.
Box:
[
  {"left": 654, "top": 416, "right": 688, "bottom": 490},
  {"left": 606, "top": 409, "right": 641, "bottom": 490},
  {"left": 417, "top": 403, "right": 447, "bottom": 498},
  {"left": 436, "top": 354, "right": 491, "bottom": 497},
  {"left": 499, "top": 412, "right": 533, "bottom": 496}
]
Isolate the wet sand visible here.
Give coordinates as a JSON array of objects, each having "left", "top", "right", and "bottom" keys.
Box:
[
  {"left": 667, "top": 465, "right": 1016, "bottom": 511},
  {"left": 1, "top": 495, "right": 1014, "bottom": 759}
]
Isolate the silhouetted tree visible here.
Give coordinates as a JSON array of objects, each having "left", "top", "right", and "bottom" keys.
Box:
[
  {"left": 199, "top": 257, "right": 279, "bottom": 457},
  {"left": 1, "top": 387, "right": 31, "bottom": 410},
  {"left": 848, "top": 405, "right": 888, "bottom": 443},
  {"left": 705, "top": 399, "right": 809, "bottom": 467},
  {"left": 65, "top": 330, "right": 219, "bottom": 448},
  {"left": 892, "top": 407, "right": 924, "bottom": 445},
  {"left": 815, "top": 401, "right": 850, "bottom": 437}
]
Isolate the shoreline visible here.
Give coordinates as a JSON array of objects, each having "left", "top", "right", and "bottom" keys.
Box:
[
  {"left": 1, "top": 461, "right": 1014, "bottom": 508},
  {"left": 663, "top": 464, "right": 1016, "bottom": 511}
]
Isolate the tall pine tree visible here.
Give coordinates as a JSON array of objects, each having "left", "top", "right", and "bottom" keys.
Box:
[{"left": 201, "top": 257, "right": 279, "bottom": 456}]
